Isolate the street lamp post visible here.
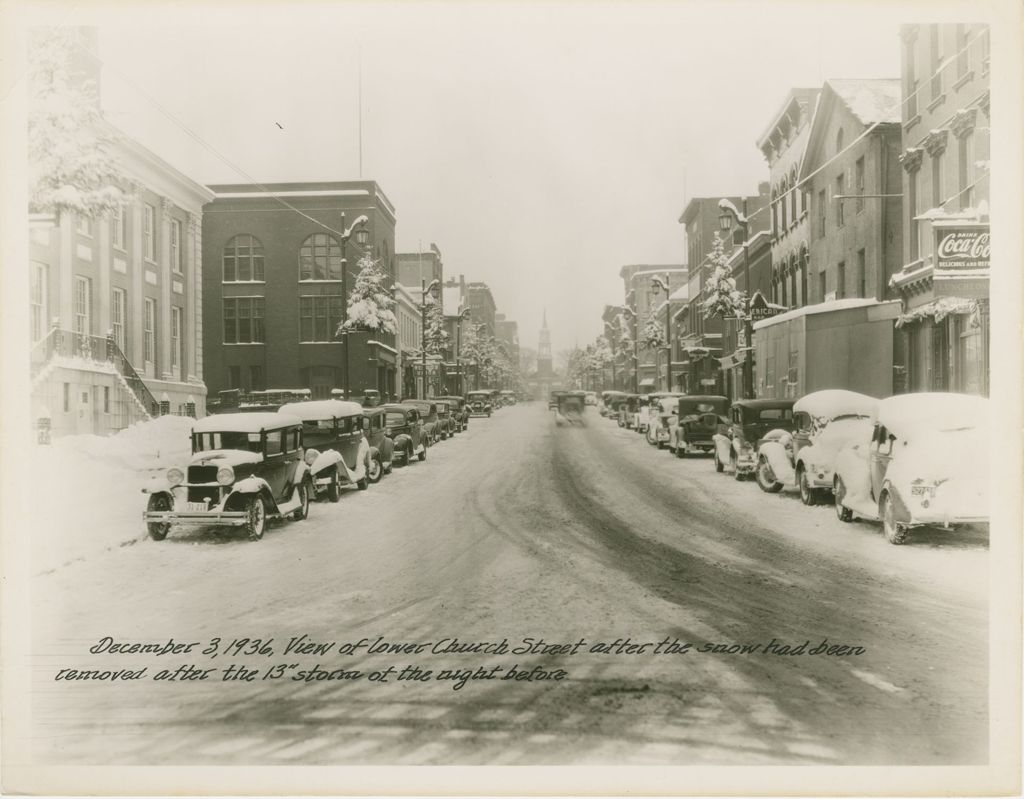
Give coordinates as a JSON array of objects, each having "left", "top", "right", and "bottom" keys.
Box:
[
  {"left": 718, "top": 198, "right": 753, "bottom": 399},
  {"left": 339, "top": 212, "right": 370, "bottom": 399},
  {"left": 650, "top": 275, "right": 672, "bottom": 392}
]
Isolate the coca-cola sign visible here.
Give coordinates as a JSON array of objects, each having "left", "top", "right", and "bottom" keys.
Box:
[{"left": 935, "top": 226, "right": 990, "bottom": 271}]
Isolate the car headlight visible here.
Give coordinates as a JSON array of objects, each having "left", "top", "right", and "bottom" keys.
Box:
[
  {"left": 304, "top": 448, "right": 320, "bottom": 466},
  {"left": 166, "top": 467, "right": 184, "bottom": 486},
  {"left": 216, "top": 466, "right": 235, "bottom": 486}
]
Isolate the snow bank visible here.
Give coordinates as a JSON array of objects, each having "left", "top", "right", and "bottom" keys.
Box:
[{"left": 31, "top": 415, "right": 195, "bottom": 574}]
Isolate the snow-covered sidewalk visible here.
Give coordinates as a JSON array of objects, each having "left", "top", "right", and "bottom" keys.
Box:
[{"left": 30, "top": 416, "right": 194, "bottom": 574}]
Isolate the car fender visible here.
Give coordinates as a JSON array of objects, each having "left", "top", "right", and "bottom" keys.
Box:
[
  {"left": 880, "top": 480, "right": 912, "bottom": 524},
  {"left": 376, "top": 436, "right": 395, "bottom": 463},
  {"left": 713, "top": 433, "right": 732, "bottom": 463},
  {"left": 142, "top": 475, "right": 175, "bottom": 495},
  {"left": 834, "top": 444, "right": 872, "bottom": 505},
  {"left": 310, "top": 449, "right": 343, "bottom": 477},
  {"left": 353, "top": 438, "right": 371, "bottom": 478},
  {"left": 293, "top": 460, "right": 311, "bottom": 484},
  {"left": 757, "top": 439, "right": 795, "bottom": 485},
  {"left": 393, "top": 432, "right": 412, "bottom": 452},
  {"left": 227, "top": 476, "right": 278, "bottom": 512}
]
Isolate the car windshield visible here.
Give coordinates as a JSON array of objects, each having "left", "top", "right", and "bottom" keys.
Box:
[{"left": 193, "top": 431, "right": 262, "bottom": 453}]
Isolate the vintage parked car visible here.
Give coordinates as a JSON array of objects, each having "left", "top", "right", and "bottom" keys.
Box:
[
  {"left": 401, "top": 399, "right": 447, "bottom": 443},
  {"left": 361, "top": 407, "right": 396, "bottom": 480},
  {"left": 278, "top": 400, "right": 374, "bottom": 500},
  {"left": 142, "top": 412, "right": 311, "bottom": 542},
  {"left": 381, "top": 403, "right": 428, "bottom": 464},
  {"left": 430, "top": 399, "right": 460, "bottom": 436},
  {"left": 583, "top": 391, "right": 598, "bottom": 406},
  {"left": 468, "top": 390, "right": 494, "bottom": 417},
  {"left": 647, "top": 396, "right": 677, "bottom": 448},
  {"left": 619, "top": 394, "right": 641, "bottom": 429},
  {"left": 433, "top": 396, "right": 469, "bottom": 431},
  {"left": 599, "top": 390, "right": 626, "bottom": 417},
  {"left": 501, "top": 390, "right": 518, "bottom": 406},
  {"left": 603, "top": 392, "right": 631, "bottom": 421},
  {"left": 753, "top": 389, "right": 876, "bottom": 503},
  {"left": 713, "top": 399, "right": 796, "bottom": 480},
  {"left": 669, "top": 395, "right": 730, "bottom": 456},
  {"left": 832, "top": 393, "right": 989, "bottom": 544}
]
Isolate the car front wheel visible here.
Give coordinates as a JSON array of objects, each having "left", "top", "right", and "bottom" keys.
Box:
[
  {"left": 797, "top": 467, "right": 817, "bottom": 505},
  {"left": 756, "top": 457, "right": 783, "bottom": 493},
  {"left": 327, "top": 473, "right": 341, "bottom": 503},
  {"left": 834, "top": 477, "right": 853, "bottom": 522},
  {"left": 146, "top": 494, "right": 171, "bottom": 541},
  {"left": 246, "top": 496, "right": 266, "bottom": 541},
  {"left": 880, "top": 491, "right": 908, "bottom": 545},
  {"left": 367, "top": 455, "right": 383, "bottom": 484},
  {"left": 293, "top": 479, "right": 311, "bottom": 520}
]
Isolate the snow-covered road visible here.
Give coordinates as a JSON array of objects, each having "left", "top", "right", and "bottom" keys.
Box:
[{"left": 28, "top": 403, "right": 987, "bottom": 765}]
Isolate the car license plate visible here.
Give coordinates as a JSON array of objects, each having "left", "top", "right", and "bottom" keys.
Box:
[{"left": 186, "top": 501, "right": 208, "bottom": 512}]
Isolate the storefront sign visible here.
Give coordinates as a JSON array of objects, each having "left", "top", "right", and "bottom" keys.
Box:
[
  {"left": 935, "top": 225, "right": 990, "bottom": 271},
  {"left": 748, "top": 292, "right": 785, "bottom": 322}
]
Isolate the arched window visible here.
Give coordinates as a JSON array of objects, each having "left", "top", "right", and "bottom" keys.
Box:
[
  {"left": 223, "top": 234, "right": 265, "bottom": 282},
  {"left": 780, "top": 178, "right": 788, "bottom": 231},
  {"left": 798, "top": 243, "right": 809, "bottom": 308},
  {"left": 299, "top": 233, "right": 343, "bottom": 281},
  {"left": 771, "top": 188, "right": 779, "bottom": 237},
  {"left": 835, "top": 128, "right": 845, "bottom": 155},
  {"left": 790, "top": 167, "right": 799, "bottom": 223}
]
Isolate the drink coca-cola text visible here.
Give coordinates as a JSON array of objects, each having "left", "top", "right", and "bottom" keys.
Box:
[{"left": 937, "top": 231, "right": 990, "bottom": 261}]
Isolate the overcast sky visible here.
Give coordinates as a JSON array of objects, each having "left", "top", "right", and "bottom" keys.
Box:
[{"left": 82, "top": 1, "right": 911, "bottom": 355}]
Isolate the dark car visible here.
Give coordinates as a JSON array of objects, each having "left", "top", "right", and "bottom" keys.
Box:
[
  {"left": 467, "top": 390, "right": 493, "bottom": 417},
  {"left": 669, "top": 395, "right": 730, "bottom": 457},
  {"left": 556, "top": 390, "right": 586, "bottom": 420},
  {"left": 433, "top": 396, "right": 469, "bottom": 431},
  {"left": 548, "top": 390, "right": 567, "bottom": 410},
  {"left": 279, "top": 400, "right": 375, "bottom": 500},
  {"left": 713, "top": 399, "right": 796, "bottom": 480},
  {"left": 142, "top": 412, "right": 312, "bottom": 542},
  {"left": 360, "top": 407, "right": 396, "bottom": 481},
  {"left": 381, "top": 403, "right": 427, "bottom": 464},
  {"left": 431, "top": 399, "right": 459, "bottom": 436},
  {"left": 402, "top": 399, "right": 447, "bottom": 443}
]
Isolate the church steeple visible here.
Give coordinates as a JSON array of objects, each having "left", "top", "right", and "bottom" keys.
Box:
[
  {"left": 542, "top": 308, "right": 548, "bottom": 329},
  {"left": 537, "top": 308, "right": 553, "bottom": 377}
]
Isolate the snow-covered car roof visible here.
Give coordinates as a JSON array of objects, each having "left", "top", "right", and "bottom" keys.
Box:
[
  {"left": 278, "top": 400, "right": 365, "bottom": 420},
  {"left": 875, "top": 392, "right": 988, "bottom": 435},
  {"left": 794, "top": 389, "right": 877, "bottom": 419},
  {"left": 192, "top": 412, "right": 303, "bottom": 434}
]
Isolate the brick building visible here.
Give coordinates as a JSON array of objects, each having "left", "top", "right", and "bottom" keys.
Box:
[
  {"left": 890, "top": 24, "right": 990, "bottom": 395},
  {"left": 201, "top": 181, "right": 398, "bottom": 402},
  {"left": 619, "top": 264, "right": 687, "bottom": 391},
  {"left": 394, "top": 283, "right": 422, "bottom": 399},
  {"left": 464, "top": 281, "right": 497, "bottom": 338},
  {"left": 396, "top": 246, "right": 443, "bottom": 294}
]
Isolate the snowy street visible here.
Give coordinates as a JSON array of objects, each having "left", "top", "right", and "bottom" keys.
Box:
[{"left": 30, "top": 403, "right": 987, "bottom": 765}]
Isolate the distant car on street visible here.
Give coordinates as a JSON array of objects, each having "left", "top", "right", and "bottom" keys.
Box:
[
  {"left": 832, "top": 392, "right": 989, "bottom": 544},
  {"left": 401, "top": 399, "right": 447, "bottom": 443},
  {"left": 583, "top": 391, "right": 598, "bottom": 406},
  {"left": 432, "top": 396, "right": 469, "bottom": 431},
  {"left": 381, "top": 403, "right": 428, "bottom": 464},
  {"left": 279, "top": 400, "right": 374, "bottom": 499},
  {"left": 469, "top": 390, "right": 494, "bottom": 417},
  {"left": 143, "top": 412, "right": 312, "bottom": 542},
  {"left": 714, "top": 399, "right": 796, "bottom": 480}
]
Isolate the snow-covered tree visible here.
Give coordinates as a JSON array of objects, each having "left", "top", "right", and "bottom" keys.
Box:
[
  {"left": 340, "top": 253, "right": 397, "bottom": 336},
  {"left": 701, "top": 232, "right": 747, "bottom": 320},
  {"left": 640, "top": 315, "right": 666, "bottom": 350},
  {"left": 29, "top": 28, "right": 128, "bottom": 218},
  {"left": 422, "top": 299, "right": 449, "bottom": 354}
]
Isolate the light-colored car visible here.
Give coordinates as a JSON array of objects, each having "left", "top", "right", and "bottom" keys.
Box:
[
  {"left": 279, "top": 400, "right": 374, "bottom": 500},
  {"left": 754, "top": 389, "right": 876, "bottom": 504},
  {"left": 832, "top": 393, "right": 989, "bottom": 544},
  {"left": 143, "top": 412, "right": 312, "bottom": 542}
]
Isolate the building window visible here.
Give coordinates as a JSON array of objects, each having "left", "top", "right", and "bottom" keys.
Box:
[
  {"left": 855, "top": 157, "right": 866, "bottom": 213},
  {"left": 112, "top": 287, "right": 127, "bottom": 351},
  {"left": 909, "top": 169, "right": 920, "bottom": 261},
  {"left": 857, "top": 249, "right": 866, "bottom": 298},
  {"left": 144, "top": 203, "right": 156, "bottom": 261},
  {"left": 819, "top": 271, "right": 826, "bottom": 301},
  {"left": 112, "top": 205, "right": 127, "bottom": 250},
  {"left": 905, "top": 35, "right": 918, "bottom": 118},
  {"left": 144, "top": 297, "right": 157, "bottom": 366},
  {"left": 170, "top": 218, "right": 182, "bottom": 273},
  {"left": 223, "top": 235, "right": 265, "bottom": 282},
  {"left": 103, "top": 386, "right": 110, "bottom": 413},
  {"left": 958, "top": 131, "right": 975, "bottom": 208},
  {"left": 955, "top": 24, "right": 969, "bottom": 79},
  {"left": 817, "top": 189, "right": 826, "bottom": 237},
  {"left": 931, "top": 151, "right": 943, "bottom": 209},
  {"left": 835, "top": 174, "right": 845, "bottom": 227},
  {"left": 837, "top": 262, "right": 846, "bottom": 299},
  {"left": 73, "top": 275, "right": 91, "bottom": 335},
  {"left": 223, "top": 297, "right": 266, "bottom": 344},
  {"left": 30, "top": 262, "right": 47, "bottom": 343},
  {"left": 790, "top": 171, "right": 798, "bottom": 223},
  {"left": 299, "top": 234, "right": 343, "bottom": 281},
  {"left": 299, "top": 295, "right": 345, "bottom": 342},
  {"left": 227, "top": 365, "right": 241, "bottom": 389},
  {"left": 63, "top": 383, "right": 70, "bottom": 412},
  {"left": 76, "top": 214, "right": 91, "bottom": 237},
  {"left": 930, "top": 26, "right": 943, "bottom": 101},
  {"left": 171, "top": 307, "right": 182, "bottom": 373},
  {"left": 249, "top": 365, "right": 265, "bottom": 392},
  {"left": 981, "top": 27, "right": 990, "bottom": 73},
  {"left": 770, "top": 189, "right": 778, "bottom": 238}
]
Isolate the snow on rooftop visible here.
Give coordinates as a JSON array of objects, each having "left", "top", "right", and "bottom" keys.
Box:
[
  {"left": 752, "top": 298, "right": 893, "bottom": 330},
  {"left": 278, "top": 400, "right": 364, "bottom": 420},
  {"left": 193, "top": 412, "right": 303, "bottom": 433},
  {"left": 827, "top": 79, "right": 901, "bottom": 125}
]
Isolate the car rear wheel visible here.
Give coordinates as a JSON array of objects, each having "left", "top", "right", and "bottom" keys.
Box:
[
  {"left": 367, "top": 455, "right": 383, "bottom": 484},
  {"left": 293, "top": 479, "right": 311, "bottom": 520},
  {"left": 834, "top": 477, "right": 854, "bottom": 522},
  {"left": 146, "top": 494, "right": 171, "bottom": 541},
  {"left": 714, "top": 450, "right": 724, "bottom": 473},
  {"left": 880, "top": 491, "right": 908, "bottom": 545},
  {"left": 246, "top": 496, "right": 266, "bottom": 541},
  {"left": 756, "top": 457, "right": 783, "bottom": 493},
  {"left": 418, "top": 446, "right": 427, "bottom": 462},
  {"left": 327, "top": 473, "right": 341, "bottom": 503},
  {"left": 797, "top": 467, "right": 817, "bottom": 505}
]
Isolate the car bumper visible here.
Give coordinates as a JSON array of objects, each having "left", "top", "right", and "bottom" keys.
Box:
[
  {"left": 735, "top": 454, "right": 757, "bottom": 474},
  {"left": 655, "top": 429, "right": 670, "bottom": 442},
  {"left": 143, "top": 510, "right": 248, "bottom": 526}
]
